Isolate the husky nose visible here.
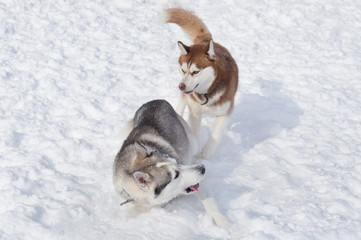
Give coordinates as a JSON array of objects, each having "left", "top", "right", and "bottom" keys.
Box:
[
  {"left": 197, "top": 164, "right": 206, "bottom": 175},
  {"left": 178, "top": 83, "right": 186, "bottom": 91}
]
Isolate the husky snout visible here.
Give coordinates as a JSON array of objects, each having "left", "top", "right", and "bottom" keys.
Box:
[
  {"left": 196, "top": 164, "right": 205, "bottom": 175},
  {"left": 179, "top": 83, "right": 186, "bottom": 91},
  {"left": 181, "top": 163, "right": 205, "bottom": 174}
]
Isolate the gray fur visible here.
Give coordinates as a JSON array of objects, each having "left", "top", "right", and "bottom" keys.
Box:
[
  {"left": 127, "top": 99, "right": 189, "bottom": 162},
  {"left": 113, "top": 99, "right": 204, "bottom": 208}
]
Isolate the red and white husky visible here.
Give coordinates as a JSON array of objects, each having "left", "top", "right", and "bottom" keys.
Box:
[{"left": 165, "top": 8, "right": 239, "bottom": 159}]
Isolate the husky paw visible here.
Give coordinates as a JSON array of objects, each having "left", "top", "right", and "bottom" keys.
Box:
[
  {"left": 125, "top": 203, "right": 151, "bottom": 217},
  {"left": 196, "top": 140, "right": 216, "bottom": 159}
]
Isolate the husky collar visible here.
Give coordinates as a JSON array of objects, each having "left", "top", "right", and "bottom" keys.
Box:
[
  {"left": 201, "top": 93, "right": 209, "bottom": 105},
  {"left": 120, "top": 189, "right": 135, "bottom": 206}
]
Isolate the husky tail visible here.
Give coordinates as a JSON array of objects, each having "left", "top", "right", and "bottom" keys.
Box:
[
  {"left": 118, "top": 120, "right": 134, "bottom": 140},
  {"left": 164, "top": 8, "right": 212, "bottom": 44}
]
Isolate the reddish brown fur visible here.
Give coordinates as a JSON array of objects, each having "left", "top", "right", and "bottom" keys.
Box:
[
  {"left": 165, "top": 8, "right": 212, "bottom": 44},
  {"left": 165, "top": 8, "right": 240, "bottom": 158},
  {"left": 166, "top": 8, "right": 238, "bottom": 115},
  {"left": 179, "top": 42, "right": 238, "bottom": 115}
]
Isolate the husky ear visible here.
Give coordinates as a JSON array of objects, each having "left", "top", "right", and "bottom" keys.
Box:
[
  {"left": 136, "top": 141, "right": 156, "bottom": 156},
  {"left": 133, "top": 171, "right": 152, "bottom": 191},
  {"left": 178, "top": 41, "right": 189, "bottom": 55},
  {"left": 207, "top": 40, "right": 215, "bottom": 60}
]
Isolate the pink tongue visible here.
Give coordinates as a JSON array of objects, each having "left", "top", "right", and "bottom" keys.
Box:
[{"left": 189, "top": 183, "right": 199, "bottom": 191}]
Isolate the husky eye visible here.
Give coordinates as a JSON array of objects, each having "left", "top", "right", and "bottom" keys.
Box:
[
  {"left": 192, "top": 70, "right": 200, "bottom": 75},
  {"left": 174, "top": 170, "right": 180, "bottom": 179},
  {"left": 147, "top": 151, "right": 155, "bottom": 157},
  {"left": 181, "top": 69, "right": 186, "bottom": 74}
]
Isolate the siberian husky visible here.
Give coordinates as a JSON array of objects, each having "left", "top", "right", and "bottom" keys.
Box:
[
  {"left": 164, "top": 8, "right": 239, "bottom": 159},
  {"left": 113, "top": 100, "right": 205, "bottom": 211}
]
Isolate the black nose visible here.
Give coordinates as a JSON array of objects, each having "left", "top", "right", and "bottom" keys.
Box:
[{"left": 197, "top": 164, "right": 205, "bottom": 175}]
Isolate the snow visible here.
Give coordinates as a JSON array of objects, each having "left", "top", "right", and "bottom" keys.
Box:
[{"left": 1, "top": 0, "right": 361, "bottom": 239}]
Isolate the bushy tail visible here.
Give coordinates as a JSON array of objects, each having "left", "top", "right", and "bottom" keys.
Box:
[
  {"left": 164, "top": 8, "right": 212, "bottom": 44},
  {"left": 118, "top": 120, "right": 133, "bottom": 140}
]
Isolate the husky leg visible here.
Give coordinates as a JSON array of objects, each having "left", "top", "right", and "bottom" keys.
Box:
[
  {"left": 125, "top": 203, "right": 152, "bottom": 218},
  {"left": 176, "top": 93, "right": 186, "bottom": 117},
  {"left": 199, "top": 114, "right": 230, "bottom": 159},
  {"left": 178, "top": 115, "right": 198, "bottom": 164},
  {"left": 195, "top": 188, "right": 231, "bottom": 228},
  {"left": 188, "top": 111, "right": 202, "bottom": 143}
]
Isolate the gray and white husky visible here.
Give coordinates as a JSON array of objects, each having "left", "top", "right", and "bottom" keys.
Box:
[{"left": 113, "top": 100, "right": 205, "bottom": 209}]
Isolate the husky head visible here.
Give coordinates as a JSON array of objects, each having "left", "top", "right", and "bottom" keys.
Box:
[
  {"left": 115, "top": 141, "right": 205, "bottom": 206},
  {"left": 177, "top": 40, "right": 216, "bottom": 94}
]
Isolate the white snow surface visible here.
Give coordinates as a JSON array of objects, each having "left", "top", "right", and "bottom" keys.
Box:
[{"left": 1, "top": 0, "right": 361, "bottom": 239}]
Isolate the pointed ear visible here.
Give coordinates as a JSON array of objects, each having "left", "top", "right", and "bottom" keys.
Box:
[
  {"left": 133, "top": 171, "right": 152, "bottom": 191},
  {"left": 207, "top": 40, "right": 215, "bottom": 60},
  {"left": 136, "top": 141, "right": 155, "bottom": 156},
  {"left": 178, "top": 41, "right": 189, "bottom": 55}
]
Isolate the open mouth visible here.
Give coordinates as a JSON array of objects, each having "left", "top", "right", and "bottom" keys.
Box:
[
  {"left": 185, "top": 183, "right": 200, "bottom": 193},
  {"left": 184, "top": 84, "right": 199, "bottom": 94}
]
